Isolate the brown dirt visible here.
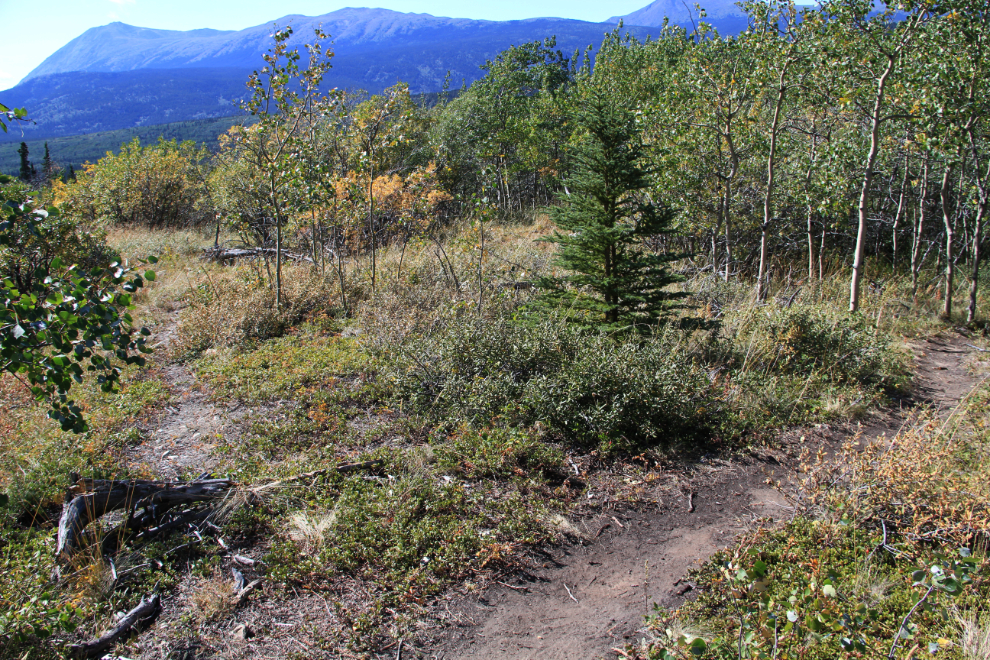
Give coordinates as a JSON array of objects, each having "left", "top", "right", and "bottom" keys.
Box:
[
  {"left": 426, "top": 333, "right": 986, "bottom": 660},
  {"left": 128, "top": 363, "right": 226, "bottom": 479},
  {"left": 910, "top": 333, "right": 987, "bottom": 414}
]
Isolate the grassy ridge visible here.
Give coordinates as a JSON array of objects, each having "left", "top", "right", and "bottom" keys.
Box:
[{"left": 0, "top": 115, "right": 254, "bottom": 177}]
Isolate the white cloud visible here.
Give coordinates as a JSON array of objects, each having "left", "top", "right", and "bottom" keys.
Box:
[
  {"left": 0, "top": 69, "right": 12, "bottom": 81},
  {"left": 108, "top": 11, "right": 121, "bottom": 20},
  {"left": 108, "top": 0, "right": 135, "bottom": 4}
]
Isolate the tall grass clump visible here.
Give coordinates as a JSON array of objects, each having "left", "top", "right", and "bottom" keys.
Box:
[
  {"left": 175, "top": 265, "right": 342, "bottom": 356},
  {"left": 733, "top": 304, "right": 904, "bottom": 387}
]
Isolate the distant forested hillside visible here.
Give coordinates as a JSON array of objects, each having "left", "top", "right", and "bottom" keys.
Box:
[{"left": 0, "top": 115, "right": 255, "bottom": 176}]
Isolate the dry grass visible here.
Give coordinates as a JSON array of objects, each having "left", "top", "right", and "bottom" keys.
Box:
[
  {"left": 956, "top": 610, "right": 990, "bottom": 660},
  {"left": 801, "top": 396, "right": 990, "bottom": 546},
  {"left": 188, "top": 571, "right": 237, "bottom": 623},
  {"left": 288, "top": 509, "right": 337, "bottom": 555}
]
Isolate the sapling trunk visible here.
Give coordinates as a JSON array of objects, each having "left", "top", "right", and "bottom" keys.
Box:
[
  {"left": 968, "top": 202, "right": 985, "bottom": 324},
  {"left": 757, "top": 70, "right": 787, "bottom": 301},
  {"left": 912, "top": 156, "right": 930, "bottom": 302},
  {"left": 892, "top": 155, "right": 909, "bottom": 267}
]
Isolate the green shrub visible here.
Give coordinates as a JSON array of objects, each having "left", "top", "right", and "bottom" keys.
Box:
[
  {"left": 266, "top": 471, "right": 549, "bottom": 608},
  {"left": 0, "top": 528, "right": 79, "bottom": 652},
  {"left": 0, "top": 182, "right": 119, "bottom": 293},
  {"left": 761, "top": 306, "right": 900, "bottom": 385},
  {"left": 646, "top": 520, "right": 987, "bottom": 660},
  {"left": 53, "top": 137, "right": 210, "bottom": 229},
  {"left": 194, "top": 325, "right": 367, "bottom": 403},
  {"left": 386, "top": 317, "right": 725, "bottom": 451}
]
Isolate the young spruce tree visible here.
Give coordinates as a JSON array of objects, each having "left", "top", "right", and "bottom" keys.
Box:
[
  {"left": 538, "top": 88, "right": 686, "bottom": 330},
  {"left": 41, "top": 142, "right": 54, "bottom": 184},
  {"left": 17, "top": 141, "right": 31, "bottom": 182}
]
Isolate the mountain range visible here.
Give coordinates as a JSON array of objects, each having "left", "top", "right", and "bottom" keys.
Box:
[
  {"left": 611, "top": 0, "right": 748, "bottom": 30},
  {"left": 0, "top": 1, "right": 748, "bottom": 144}
]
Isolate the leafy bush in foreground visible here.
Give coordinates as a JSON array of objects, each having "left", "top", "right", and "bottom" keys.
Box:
[
  {"left": 1, "top": 186, "right": 156, "bottom": 432},
  {"left": 386, "top": 317, "right": 725, "bottom": 451}
]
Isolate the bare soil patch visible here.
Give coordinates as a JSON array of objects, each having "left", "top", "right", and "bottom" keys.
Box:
[
  {"left": 128, "top": 363, "right": 226, "bottom": 479},
  {"left": 432, "top": 471, "right": 791, "bottom": 660}
]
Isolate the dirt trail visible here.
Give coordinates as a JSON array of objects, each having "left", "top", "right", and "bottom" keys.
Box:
[
  {"left": 431, "top": 333, "right": 984, "bottom": 660},
  {"left": 128, "top": 322, "right": 228, "bottom": 479},
  {"left": 911, "top": 334, "right": 985, "bottom": 414}
]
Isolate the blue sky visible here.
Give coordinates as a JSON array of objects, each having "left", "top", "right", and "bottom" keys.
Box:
[{"left": 0, "top": 0, "right": 652, "bottom": 88}]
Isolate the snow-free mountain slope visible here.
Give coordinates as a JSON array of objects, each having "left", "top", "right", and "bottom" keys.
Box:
[
  {"left": 24, "top": 8, "right": 607, "bottom": 81},
  {"left": 610, "top": 0, "right": 747, "bottom": 25},
  {"left": 3, "top": 4, "right": 756, "bottom": 143}
]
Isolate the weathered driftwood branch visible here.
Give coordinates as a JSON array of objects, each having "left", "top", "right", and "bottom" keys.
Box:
[
  {"left": 59, "top": 461, "right": 383, "bottom": 561},
  {"left": 234, "top": 578, "right": 263, "bottom": 607},
  {"left": 250, "top": 459, "right": 384, "bottom": 494},
  {"left": 57, "top": 478, "right": 233, "bottom": 561},
  {"left": 496, "top": 280, "right": 534, "bottom": 291},
  {"left": 203, "top": 246, "right": 314, "bottom": 264},
  {"left": 68, "top": 594, "right": 161, "bottom": 659}
]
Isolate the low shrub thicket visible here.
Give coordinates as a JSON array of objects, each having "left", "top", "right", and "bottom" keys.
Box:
[
  {"left": 0, "top": 181, "right": 119, "bottom": 292},
  {"left": 745, "top": 304, "right": 903, "bottom": 387},
  {"left": 385, "top": 316, "right": 727, "bottom": 451},
  {"left": 432, "top": 425, "right": 564, "bottom": 481},
  {"left": 269, "top": 472, "right": 548, "bottom": 602}
]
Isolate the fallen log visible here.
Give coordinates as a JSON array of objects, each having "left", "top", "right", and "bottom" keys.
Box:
[
  {"left": 203, "top": 246, "right": 314, "bottom": 264},
  {"left": 233, "top": 578, "right": 263, "bottom": 607},
  {"left": 57, "top": 478, "right": 234, "bottom": 562},
  {"left": 67, "top": 594, "right": 161, "bottom": 659},
  {"left": 496, "top": 280, "right": 534, "bottom": 291},
  {"left": 59, "top": 461, "right": 383, "bottom": 562}
]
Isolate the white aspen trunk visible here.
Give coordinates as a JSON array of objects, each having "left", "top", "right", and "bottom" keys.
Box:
[
  {"left": 892, "top": 155, "right": 909, "bottom": 267},
  {"left": 968, "top": 201, "right": 985, "bottom": 324},
  {"left": 807, "top": 205, "right": 815, "bottom": 281},
  {"left": 850, "top": 58, "right": 895, "bottom": 313},
  {"left": 912, "top": 155, "right": 930, "bottom": 301},
  {"left": 941, "top": 161, "right": 956, "bottom": 319},
  {"left": 757, "top": 72, "right": 787, "bottom": 301}
]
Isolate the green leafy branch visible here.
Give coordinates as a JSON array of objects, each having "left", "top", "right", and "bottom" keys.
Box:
[
  {"left": 1, "top": 194, "right": 157, "bottom": 433},
  {"left": 0, "top": 101, "right": 28, "bottom": 134}
]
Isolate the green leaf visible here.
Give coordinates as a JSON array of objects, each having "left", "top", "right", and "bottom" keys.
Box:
[
  {"left": 144, "top": 270, "right": 156, "bottom": 282},
  {"left": 805, "top": 615, "right": 824, "bottom": 633},
  {"left": 939, "top": 578, "right": 960, "bottom": 595}
]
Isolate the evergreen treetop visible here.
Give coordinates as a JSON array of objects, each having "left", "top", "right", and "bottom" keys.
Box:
[{"left": 537, "top": 87, "right": 687, "bottom": 331}]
